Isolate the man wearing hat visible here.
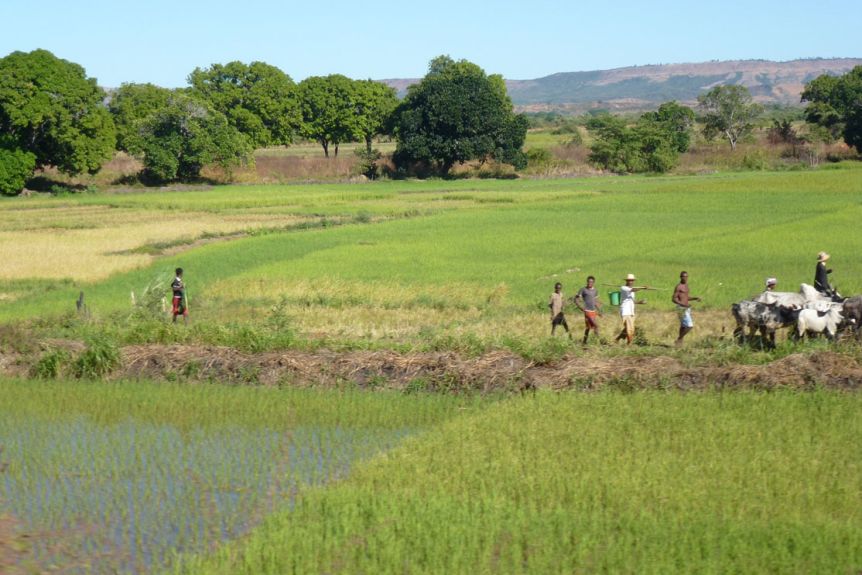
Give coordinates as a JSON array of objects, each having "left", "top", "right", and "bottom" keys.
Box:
[
  {"left": 614, "top": 273, "right": 649, "bottom": 345},
  {"left": 814, "top": 252, "right": 834, "bottom": 296},
  {"left": 765, "top": 277, "right": 777, "bottom": 291}
]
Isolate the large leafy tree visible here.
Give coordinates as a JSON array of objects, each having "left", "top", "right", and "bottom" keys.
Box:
[
  {"left": 353, "top": 79, "right": 398, "bottom": 153},
  {"left": 297, "top": 74, "right": 362, "bottom": 157},
  {"left": 801, "top": 66, "right": 862, "bottom": 150},
  {"left": 126, "top": 93, "right": 252, "bottom": 182},
  {"left": 0, "top": 49, "right": 115, "bottom": 180},
  {"left": 108, "top": 83, "right": 173, "bottom": 152},
  {"left": 697, "top": 85, "right": 763, "bottom": 150},
  {"left": 586, "top": 105, "right": 689, "bottom": 174},
  {"left": 188, "top": 61, "right": 301, "bottom": 148},
  {"left": 644, "top": 101, "right": 695, "bottom": 153},
  {"left": 391, "top": 56, "right": 528, "bottom": 175}
]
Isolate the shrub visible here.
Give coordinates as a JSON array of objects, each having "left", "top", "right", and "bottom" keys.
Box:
[
  {"left": 32, "top": 349, "right": 70, "bottom": 379},
  {"left": 72, "top": 335, "right": 121, "bottom": 379},
  {"left": 0, "top": 145, "right": 36, "bottom": 196}
]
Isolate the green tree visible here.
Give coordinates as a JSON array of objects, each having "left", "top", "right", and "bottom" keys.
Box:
[
  {"left": 188, "top": 61, "right": 301, "bottom": 148},
  {"left": 297, "top": 74, "right": 362, "bottom": 157},
  {"left": 353, "top": 79, "right": 398, "bottom": 153},
  {"left": 108, "top": 83, "right": 173, "bottom": 152},
  {"left": 0, "top": 140, "right": 36, "bottom": 196},
  {"left": 645, "top": 101, "right": 695, "bottom": 153},
  {"left": 801, "top": 66, "right": 862, "bottom": 150},
  {"left": 390, "top": 56, "right": 528, "bottom": 175},
  {"left": 586, "top": 115, "right": 643, "bottom": 173},
  {"left": 127, "top": 93, "right": 253, "bottom": 182},
  {"left": 697, "top": 85, "right": 763, "bottom": 150},
  {"left": 0, "top": 49, "right": 115, "bottom": 178},
  {"left": 586, "top": 110, "right": 682, "bottom": 174}
]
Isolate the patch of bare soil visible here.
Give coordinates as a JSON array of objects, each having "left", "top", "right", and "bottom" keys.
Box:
[{"left": 0, "top": 512, "right": 25, "bottom": 575}]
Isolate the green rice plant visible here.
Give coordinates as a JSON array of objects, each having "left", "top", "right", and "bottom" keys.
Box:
[
  {"left": 72, "top": 335, "right": 120, "bottom": 379},
  {"left": 0, "top": 378, "right": 482, "bottom": 573},
  {"left": 172, "top": 390, "right": 862, "bottom": 575}
]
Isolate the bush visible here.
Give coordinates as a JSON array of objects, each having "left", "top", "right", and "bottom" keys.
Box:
[
  {"left": 32, "top": 349, "right": 70, "bottom": 379},
  {"left": 0, "top": 146, "right": 36, "bottom": 196},
  {"left": 526, "top": 147, "right": 554, "bottom": 168},
  {"left": 72, "top": 335, "right": 121, "bottom": 379},
  {"left": 354, "top": 148, "right": 383, "bottom": 179}
]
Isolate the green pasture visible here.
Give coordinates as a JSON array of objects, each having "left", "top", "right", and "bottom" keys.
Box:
[
  {"left": 173, "top": 389, "right": 862, "bottom": 574},
  {"left": 1, "top": 165, "right": 861, "bottom": 330}
]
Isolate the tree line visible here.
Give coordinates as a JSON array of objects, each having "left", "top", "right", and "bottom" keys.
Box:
[
  {"left": 1, "top": 49, "right": 860, "bottom": 195},
  {"left": 0, "top": 51, "right": 527, "bottom": 194}
]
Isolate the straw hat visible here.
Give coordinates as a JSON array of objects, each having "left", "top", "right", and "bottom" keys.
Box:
[
  {"left": 624, "top": 273, "right": 636, "bottom": 281},
  {"left": 817, "top": 251, "right": 830, "bottom": 263},
  {"left": 766, "top": 277, "right": 777, "bottom": 287}
]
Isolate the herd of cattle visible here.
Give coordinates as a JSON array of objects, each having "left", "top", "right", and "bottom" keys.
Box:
[{"left": 732, "top": 283, "right": 862, "bottom": 348}]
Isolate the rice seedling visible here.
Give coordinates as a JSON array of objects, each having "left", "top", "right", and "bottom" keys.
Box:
[{"left": 0, "top": 378, "right": 481, "bottom": 574}]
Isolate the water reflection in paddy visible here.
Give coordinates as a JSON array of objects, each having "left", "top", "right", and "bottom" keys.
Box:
[{"left": 0, "top": 414, "right": 412, "bottom": 574}]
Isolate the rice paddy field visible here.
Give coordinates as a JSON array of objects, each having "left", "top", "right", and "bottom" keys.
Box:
[{"left": 2, "top": 163, "right": 862, "bottom": 573}]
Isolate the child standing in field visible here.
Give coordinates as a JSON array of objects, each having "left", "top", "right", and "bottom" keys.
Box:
[
  {"left": 171, "top": 267, "right": 188, "bottom": 324},
  {"left": 549, "top": 282, "right": 571, "bottom": 338}
]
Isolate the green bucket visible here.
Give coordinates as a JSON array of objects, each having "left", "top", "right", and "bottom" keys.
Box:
[{"left": 608, "top": 291, "right": 621, "bottom": 306}]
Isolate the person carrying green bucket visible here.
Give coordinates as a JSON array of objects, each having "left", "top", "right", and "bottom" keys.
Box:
[{"left": 613, "top": 273, "right": 650, "bottom": 345}]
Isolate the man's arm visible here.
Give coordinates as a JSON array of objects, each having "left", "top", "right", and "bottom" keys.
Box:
[{"left": 572, "top": 291, "right": 584, "bottom": 311}]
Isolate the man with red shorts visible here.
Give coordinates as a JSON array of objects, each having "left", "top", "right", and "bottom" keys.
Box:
[
  {"left": 171, "top": 267, "right": 188, "bottom": 324},
  {"left": 574, "top": 275, "right": 603, "bottom": 344}
]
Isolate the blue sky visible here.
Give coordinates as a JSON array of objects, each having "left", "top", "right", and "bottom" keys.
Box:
[{"left": 2, "top": 0, "right": 860, "bottom": 87}]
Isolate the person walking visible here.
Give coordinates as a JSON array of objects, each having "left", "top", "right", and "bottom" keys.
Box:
[
  {"left": 574, "top": 275, "right": 602, "bottom": 344},
  {"left": 171, "top": 267, "right": 189, "bottom": 324},
  {"left": 614, "top": 274, "right": 649, "bottom": 345},
  {"left": 672, "top": 271, "right": 701, "bottom": 346},
  {"left": 549, "top": 282, "right": 571, "bottom": 338},
  {"left": 814, "top": 252, "right": 834, "bottom": 296}
]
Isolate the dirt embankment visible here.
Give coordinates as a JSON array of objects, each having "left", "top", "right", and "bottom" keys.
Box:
[{"left": 5, "top": 344, "right": 861, "bottom": 392}]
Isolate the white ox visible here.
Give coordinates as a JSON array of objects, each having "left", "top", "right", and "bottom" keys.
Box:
[
  {"left": 797, "top": 306, "right": 844, "bottom": 341},
  {"left": 752, "top": 283, "right": 834, "bottom": 310}
]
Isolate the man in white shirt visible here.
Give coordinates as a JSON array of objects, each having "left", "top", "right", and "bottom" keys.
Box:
[{"left": 614, "top": 273, "right": 649, "bottom": 344}]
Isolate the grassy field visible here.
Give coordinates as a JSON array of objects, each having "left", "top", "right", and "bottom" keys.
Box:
[
  {"left": 176, "top": 390, "right": 860, "bottom": 573},
  {"left": 2, "top": 165, "right": 862, "bottom": 574},
  {"left": 1, "top": 164, "right": 861, "bottom": 353},
  {"left": 2, "top": 381, "right": 860, "bottom": 574}
]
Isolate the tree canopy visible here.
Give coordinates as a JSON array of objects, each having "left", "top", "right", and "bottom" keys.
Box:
[
  {"left": 188, "top": 61, "right": 301, "bottom": 148},
  {"left": 801, "top": 66, "right": 862, "bottom": 150},
  {"left": 0, "top": 49, "right": 115, "bottom": 178},
  {"left": 697, "top": 85, "right": 763, "bottom": 150},
  {"left": 586, "top": 103, "right": 694, "bottom": 174},
  {"left": 390, "top": 56, "right": 527, "bottom": 174},
  {"left": 126, "top": 93, "right": 253, "bottom": 182},
  {"left": 353, "top": 79, "right": 398, "bottom": 153},
  {"left": 108, "top": 83, "right": 173, "bottom": 152},
  {"left": 297, "top": 74, "right": 363, "bottom": 157}
]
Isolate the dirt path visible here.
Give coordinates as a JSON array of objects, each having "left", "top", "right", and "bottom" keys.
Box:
[{"left": 5, "top": 344, "right": 862, "bottom": 391}]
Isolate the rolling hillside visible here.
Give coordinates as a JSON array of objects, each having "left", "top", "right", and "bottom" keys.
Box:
[{"left": 383, "top": 58, "right": 862, "bottom": 112}]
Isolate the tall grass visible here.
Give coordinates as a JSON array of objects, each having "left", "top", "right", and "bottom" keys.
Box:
[{"left": 173, "top": 390, "right": 862, "bottom": 574}]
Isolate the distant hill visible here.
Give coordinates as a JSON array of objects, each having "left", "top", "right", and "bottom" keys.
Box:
[{"left": 381, "top": 58, "right": 862, "bottom": 113}]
